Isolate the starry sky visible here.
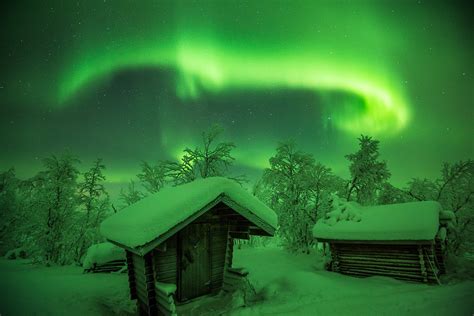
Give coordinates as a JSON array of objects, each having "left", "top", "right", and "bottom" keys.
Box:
[{"left": 1, "top": 0, "right": 472, "bottom": 198}]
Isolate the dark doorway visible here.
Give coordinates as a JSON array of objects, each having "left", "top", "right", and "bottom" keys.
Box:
[{"left": 178, "top": 223, "right": 211, "bottom": 302}]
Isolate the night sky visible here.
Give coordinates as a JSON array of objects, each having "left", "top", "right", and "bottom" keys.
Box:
[{"left": 1, "top": 1, "right": 472, "bottom": 198}]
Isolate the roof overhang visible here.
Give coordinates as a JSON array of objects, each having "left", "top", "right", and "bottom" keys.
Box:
[{"left": 113, "top": 193, "right": 276, "bottom": 256}]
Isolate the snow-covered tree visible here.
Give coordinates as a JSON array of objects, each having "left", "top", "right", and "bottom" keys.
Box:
[
  {"left": 0, "top": 168, "right": 20, "bottom": 254},
  {"left": 406, "top": 178, "right": 438, "bottom": 201},
  {"left": 120, "top": 180, "right": 145, "bottom": 207},
  {"left": 261, "top": 141, "right": 338, "bottom": 252},
  {"left": 137, "top": 161, "right": 167, "bottom": 194},
  {"left": 345, "top": 135, "right": 390, "bottom": 205},
  {"left": 377, "top": 182, "right": 409, "bottom": 205},
  {"left": 73, "top": 159, "right": 110, "bottom": 263},
  {"left": 166, "top": 124, "right": 237, "bottom": 185},
  {"left": 406, "top": 160, "right": 473, "bottom": 254},
  {"left": 35, "top": 155, "right": 80, "bottom": 264},
  {"left": 164, "top": 150, "right": 198, "bottom": 185},
  {"left": 439, "top": 161, "right": 473, "bottom": 254}
]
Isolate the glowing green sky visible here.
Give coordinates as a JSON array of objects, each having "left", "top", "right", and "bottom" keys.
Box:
[{"left": 1, "top": 0, "right": 472, "bottom": 197}]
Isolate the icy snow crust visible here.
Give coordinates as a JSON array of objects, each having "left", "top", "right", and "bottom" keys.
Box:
[
  {"left": 101, "top": 177, "right": 277, "bottom": 249},
  {"left": 313, "top": 201, "right": 442, "bottom": 241}
]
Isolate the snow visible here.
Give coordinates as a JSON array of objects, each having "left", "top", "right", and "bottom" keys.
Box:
[
  {"left": 437, "top": 227, "right": 447, "bottom": 241},
  {"left": 155, "top": 282, "right": 177, "bottom": 295},
  {"left": 101, "top": 177, "right": 277, "bottom": 249},
  {"left": 440, "top": 210, "right": 456, "bottom": 221},
  {"left": 322, "top": 195, "right": 362, "bottom": 226},
  {"left": 229, "top": 247, "right": 474, "bottom": 316},
  {"left": 313, "top": 201, "right": 442, "bottom": 241},
  {"left": 82, "top": 242, "right": 126, "bottom": 269},
  {"left": 1, "top": 248, "right": 472, "bottom": 315},
  {"left": 0, "top": 259, "right": 135, "bottom": 315}
]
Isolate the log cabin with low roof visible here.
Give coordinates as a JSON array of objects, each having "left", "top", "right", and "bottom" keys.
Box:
[
  {"left": 100, "top": 177, "right": 277, "bottom": 316},
  {"left": 313, "top": 200, "right": 454, "bottom": 284}
]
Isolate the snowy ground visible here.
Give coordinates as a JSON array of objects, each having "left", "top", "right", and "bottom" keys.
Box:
[
  {"left": 232, "top": 247, "right": 474, "bottom": 316},
  {"left": 0, "top": 247, "right": 473, "bottom": 315},
  {"left": 0, "top": 259, "right": 134, "bottom": 316}
]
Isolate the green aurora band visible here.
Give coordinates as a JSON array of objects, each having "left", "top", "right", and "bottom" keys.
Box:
[
  {"left": 1, "top": 0, "right": 472, "bottom": 192},
  {"left": 59, "top": 37, "right": 409, "bottom": 137},
  {"left": 54, "top": 0, "right": 415, "bottom": 138}
]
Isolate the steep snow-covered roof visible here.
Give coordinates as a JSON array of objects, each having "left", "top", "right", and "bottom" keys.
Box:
[
  {"left": 101, "top": 177, "right": 277, "bottom": 252},
  {"left": 313, "top": 201, "right": 442, "bottom": 241}
]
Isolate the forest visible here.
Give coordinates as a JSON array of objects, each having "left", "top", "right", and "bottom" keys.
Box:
[{"left": 1, "top": 125, "right": 472, "bottom": 270}]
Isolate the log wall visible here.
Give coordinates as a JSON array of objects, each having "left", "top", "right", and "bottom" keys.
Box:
[
  {"left": 126, "top": 251, "right": 137, "bottom": 300},
  {"left": 155, "top": 282, "right": 177, "bottom": 316},
  {"left": 153, "top": 235, "right": 178, "bottom": 284},
  {"left": 330, "top": 242, "right": 440, "bottom": 284},
  {"left": 132, "top": 252, "right": 157, "bottom": 315}
]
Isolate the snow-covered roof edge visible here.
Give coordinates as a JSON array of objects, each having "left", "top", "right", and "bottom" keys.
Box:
[
  {"left": 101, "top": 177, "right": 278, "bottom": 255},
  {"left": 110, "top": 194, "right": 276, "bottom": 256},
  {"left": 133, "top": 194, "right": 276, "bottom": 255},
  {"left": 312, "top": 201, "right": 442, "bottom": 242}
]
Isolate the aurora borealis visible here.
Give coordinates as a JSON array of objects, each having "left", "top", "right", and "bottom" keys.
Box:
[{"left": 1, "top": 1, "right": 472, "bottom": 197}]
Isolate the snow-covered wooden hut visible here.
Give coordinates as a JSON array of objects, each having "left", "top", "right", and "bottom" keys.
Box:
[
  {"left": 313, "top": 201, "right": 452, "bottom": 284},
  {"left": 101, "top": 177, "right": 277, "bottom": 315}
]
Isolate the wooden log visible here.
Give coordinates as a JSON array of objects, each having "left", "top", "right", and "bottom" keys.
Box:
[
  {"left": 340, "top": 266, "right": 439, "bottom": 282},
  {"left": 338, "top": 263, "right": 424, "bottom": 272},
  {"left": 136, "top": 285, "right": 148, "bottom": 304},
  {"left": 337, "top": 255, "right": 420, "bottom": 263},
  {"left": 155, "top": 295, "right": 176, "bottom": 313},
  {"left": 339, "top": 267, "right": 426, "bottom": 279},
  {"left": 335, "top": 249, "right": 418, "bottom": 256}
]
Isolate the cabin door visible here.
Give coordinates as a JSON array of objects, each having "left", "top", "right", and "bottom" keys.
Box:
[{"left": 178, "top": 223, "right": 211, "bottom": 301}]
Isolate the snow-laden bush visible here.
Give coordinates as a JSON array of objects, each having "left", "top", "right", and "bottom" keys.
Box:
[{"left": 82, "top": 243, "right": 125, "bottom": 270}]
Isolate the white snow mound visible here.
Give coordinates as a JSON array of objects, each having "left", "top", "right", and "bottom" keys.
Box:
[
  {"left": 313, "top": 200, "right": 442, "bottom": 241},
  {"left": 82, "top": 242, "right": 125, "bottom": 269}
]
